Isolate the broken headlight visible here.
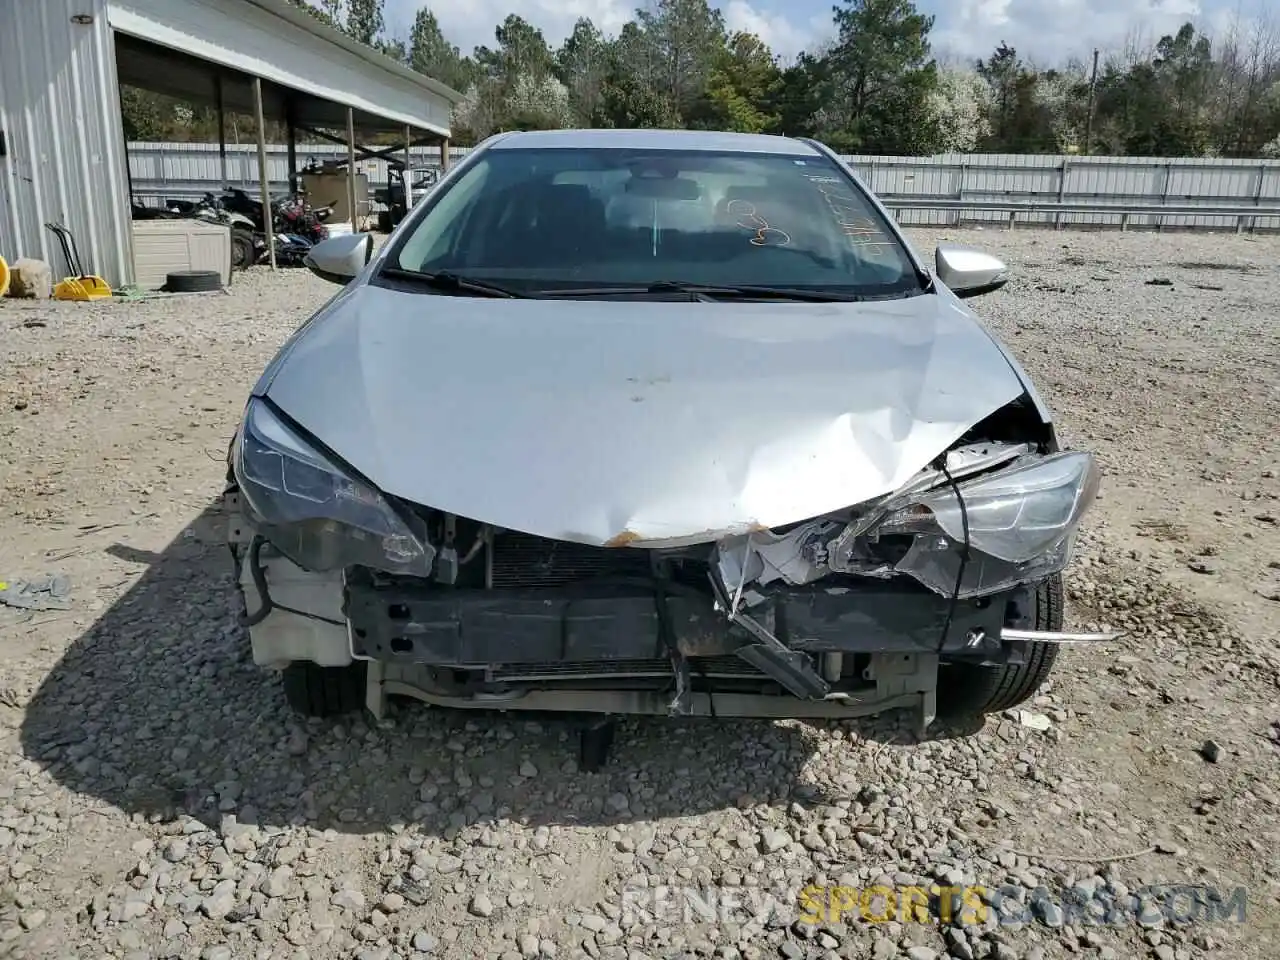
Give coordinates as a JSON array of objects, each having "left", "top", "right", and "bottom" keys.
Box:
[
  {"left": 232, "top": 398, "right": 434, "bottom": 576},
  {"left": 872, "top": 452, "right": 1100, "bottom": 598}
]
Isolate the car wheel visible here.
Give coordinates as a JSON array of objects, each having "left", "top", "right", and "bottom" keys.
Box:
[
  {"left": 938, "top": 573, "right": 1063, "bottom": 718},
  {"left": 281, "top": 661, "right": 367, "bottom": 717},
  {"left": 231, "top": 229, "right": 255, "bottom": 271}
]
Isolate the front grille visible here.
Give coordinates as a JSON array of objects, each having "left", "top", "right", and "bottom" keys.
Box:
[{"left": 490, "top": 532, "right": 652, "bottom": 588}]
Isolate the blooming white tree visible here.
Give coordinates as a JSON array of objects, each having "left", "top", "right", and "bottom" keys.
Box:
[
  {"left": 1033, "top": 68, "right": 1087, "bottom": 152},
  {"left": 504, "top": 74, "right": 575, "bottom": 130},
  {"left": 927, "top": 69, "right": 991, "bottom": 152},
  {"left": 452, "top": 74, "right": 574, "bottom": 140}
]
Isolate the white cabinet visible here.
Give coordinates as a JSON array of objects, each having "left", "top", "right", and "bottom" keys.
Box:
[{"left": 131, "top": 219, "right": 232, "bottom": 290}]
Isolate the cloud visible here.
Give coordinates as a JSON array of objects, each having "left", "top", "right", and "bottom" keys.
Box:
[
  {"left": 720, "top": 1, "right": 831, "bottom": 59},
  {"left": 928, "top": 0, "right": 1214, "bottom": 64}
]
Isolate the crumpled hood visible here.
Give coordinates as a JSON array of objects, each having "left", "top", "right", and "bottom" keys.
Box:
[{"left": 262, "top": 285, "right": 1031, "bottom": 546}]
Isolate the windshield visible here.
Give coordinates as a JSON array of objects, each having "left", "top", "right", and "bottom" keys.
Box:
[{"left": 385, "top": 146, "right": 924, "bottom": 297}]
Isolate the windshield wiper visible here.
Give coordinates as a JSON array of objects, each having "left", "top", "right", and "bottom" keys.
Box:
[
  {"left": 380, "top": 267, "right": 532, "bottom": 299},
  {"left": 542, "top": 281, "right": 885, "bottom": 303}
]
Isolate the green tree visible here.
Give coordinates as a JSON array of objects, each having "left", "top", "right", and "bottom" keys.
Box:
[
  {"left": 820, "top": 0, "right": 940, "bottom": 153},
  {"left": 557, "top": 18, "right": 610, "bottom": 125},
  {"left": 409, "top": 7, "right": 475, "bottom": 90},
  {"left": 695, "top": 32, "right": 781, "bottom": 132},
  {"left": 596, "top": 25, "right": 681, "bottom": 128},
  {"left": 766, "top": 52, "right": 831, "bottom": 137},
  {"left": 634, "top": 0, "right": 728, "bottom": 118},
  {"left": 344, "top": 0, "right": 384, "bottom": 46},
  {"left": 975, "top": 44, "right": 1057, "bottom": 151},
  {"left": 477, "top": 14, "right": 555, "bottom": 82},
  {"left": 285, "top": 0, "right": 339, "bottom": 28}
]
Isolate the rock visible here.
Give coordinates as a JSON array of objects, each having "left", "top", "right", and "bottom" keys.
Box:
[
  {"left": 332, "top": 889, "right": 366, "bottom": 912},
  {"left": 519, "top": 761, "right": 539, "bottom": 778},
  {"left": 202, "top": 948, "right": 232, "bottom": 960},
  {"left": 761, "top": 829, "right": 791, "bottom": 853},
  {"left": 905, "top": 948, "right": 937, "bottom": 960},
  {"left": 413, "top": 931, "right": 440, "bottom": 952},
  {"left": 162, "top": 837, "right": 190, "bottom": 862},
  {"left": 1200, "top": 739, "right": 1222, "bottom": 763},
  {"left": 470, "top": 892, "right": 495, "bottom": 917},
  {"left": 7, "top": 259, "right": 52, "bottom": 299},
  {"left": 18, "top": 910, "right": 46, "bottom": 931},
  {"left": 262, "top": 865, "right": 293, "bottom": 898}
]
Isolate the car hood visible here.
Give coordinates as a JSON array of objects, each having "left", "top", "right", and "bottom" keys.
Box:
[{"left": 262, "top": 285, "right": 1031, "bottom": 547}]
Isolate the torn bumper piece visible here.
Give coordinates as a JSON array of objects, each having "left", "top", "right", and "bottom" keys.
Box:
[{"left": 344, "top": 571, "right": 1014, "bottom": 678}]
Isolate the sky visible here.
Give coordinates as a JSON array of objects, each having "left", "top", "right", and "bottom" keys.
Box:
[{"left": 380, "top": 0, "right": 1271, "bottom": 68}]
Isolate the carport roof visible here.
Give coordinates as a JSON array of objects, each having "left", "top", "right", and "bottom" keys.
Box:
[{"left": 108, "top": 0, "right": 461, "bottom": 136}]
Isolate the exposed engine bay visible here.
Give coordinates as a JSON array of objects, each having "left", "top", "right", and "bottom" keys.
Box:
[{"left": 226, "top": 394, "right": 1108, "bottom": 729}]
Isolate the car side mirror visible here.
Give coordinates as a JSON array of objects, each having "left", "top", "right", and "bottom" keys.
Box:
[
  {"left": 304, "top": 233, "right": 374, "bottom": 285},
  {"left": 934, "top": 243, "right": 1010, "bottom": 299}
]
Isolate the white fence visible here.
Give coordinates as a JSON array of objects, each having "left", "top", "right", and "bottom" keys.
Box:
[{"left": 127, "top": 142, "right": 1280, "bottom": 231}]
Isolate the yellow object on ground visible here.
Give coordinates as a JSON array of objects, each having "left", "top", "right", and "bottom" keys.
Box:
[
  {"left": 44, "top": 221, "right": 112, "bottom": 301},
  {"left": 0, "top": 256, "right": 10, "bottom": 297},
  {"left": 53, "top": 275, "right": 112, "bottom": 300}
]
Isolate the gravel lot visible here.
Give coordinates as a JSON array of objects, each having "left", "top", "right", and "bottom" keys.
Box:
[{"left": 1, "top": 227, "right": 1277, "bottom": 960}]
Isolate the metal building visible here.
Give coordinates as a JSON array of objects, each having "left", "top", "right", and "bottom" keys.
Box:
[{"left": 0, "top": 0, "right": 461, "bottom": 287}]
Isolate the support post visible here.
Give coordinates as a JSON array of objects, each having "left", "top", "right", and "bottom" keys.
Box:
[
  {"left": 252, "top": 76, "right": 276, "bottom": 271},
  {"left": 404, "top": 125, "right": 413, "bottom": 209},
  {"left": 216, "top": 74, "right": 228, "bottom": 188},
  {"left": 439, "top": 137, "right": 450, "bottom": 172},
  {"left": 347, "top": 107, "right": 358, "bottom": 232},
  {"left": 286, "top": 97, "right": 299, "bottom": 196}
]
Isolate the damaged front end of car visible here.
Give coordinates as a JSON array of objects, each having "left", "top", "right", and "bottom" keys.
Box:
[{"left": 224, "top": 392, "right": 1113, "bottom": 733}]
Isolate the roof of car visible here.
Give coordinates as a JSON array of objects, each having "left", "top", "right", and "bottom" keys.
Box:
[{"left": 485, "top": 128, "right": 822, "bottom": 156}]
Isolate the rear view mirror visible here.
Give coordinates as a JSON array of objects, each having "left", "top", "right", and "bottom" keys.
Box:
[
  {"left": 304, "top": 233, "right": 374, "bottom": 285},
  {"left": 935, "top": 243, "right": 1010, "bottom": 298},
  {"left": 625, "top": 176, "right": 701, "bottom": 201}
]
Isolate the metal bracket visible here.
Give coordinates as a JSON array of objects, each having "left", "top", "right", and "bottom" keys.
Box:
[{"left": 707, "top": 570, "right": 830, "bottom": 700}]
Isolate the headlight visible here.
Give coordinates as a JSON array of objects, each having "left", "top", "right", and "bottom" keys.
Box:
[
  {"left": 872, "top": 452, "right": 1099, "bottom": 597},
  {"left": 232, "top": 398, "right": 434, "bottom": 576}
]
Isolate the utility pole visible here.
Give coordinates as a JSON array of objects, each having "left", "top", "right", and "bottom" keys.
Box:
[{"left": 1083, "top": 48, "right": 1100, "bottom": 156}]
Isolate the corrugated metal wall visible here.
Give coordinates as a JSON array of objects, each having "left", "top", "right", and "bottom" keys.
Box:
[
  {"left": 0, "top": 0, "right": 133, "bottom": 283},
  {"left": 127, "top": 143, "right": 1280, "bottom": 232},
  {"left": 847, "top": 153, "right": 1280, "bottom": 230}
]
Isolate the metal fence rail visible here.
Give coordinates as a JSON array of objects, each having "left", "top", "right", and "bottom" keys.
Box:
[{"left": 126, "top": 142, "right": 1280, "bottom": 232}]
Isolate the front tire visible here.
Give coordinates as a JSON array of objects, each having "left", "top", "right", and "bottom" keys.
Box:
[
  {"left": 938, "top": 574, "right": 1063, "bottom": 718},
  {"left": 282, "top": 661, "right": 367, "bottom": 717},
  {"left": 231, "top": 229, "right": 255, "bottom": 271}
]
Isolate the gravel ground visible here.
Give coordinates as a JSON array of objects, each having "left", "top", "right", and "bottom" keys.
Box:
[{"left": 0, "top": 227, "right": 1277, "bottom": 960}]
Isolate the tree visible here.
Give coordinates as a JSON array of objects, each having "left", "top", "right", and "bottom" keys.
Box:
[
  {"left": 928, "top": 69, "right": 991, "bottom": 151},
  {"left": 767, "top": 51, "right": 832, "bottom": 137},
  {"left": 505, "top": 75, "right": 575, "bottom": 130},
  {"left": 634, "top": 0, "right": 728, "bottom": 118},
  {"left": 119, "top": 87, "right": 171, "bottom": 141},
  {"left": 409, "top": 7, "right": 475, "bottom": 91},
  {"left": 820, "top": 0, "right": 941, "bottom": 154},
  {"left": 696, "top": 32, "right": 781, "bottom": 132},
  {"left": 478, "top": 14, "right": 555, "bottom": 82},
  {"left": 557, "top": 18, "right": 610, "bottom": 126},
  {"left": 596, "top": 26, "right": 681, "bottom": 128},
  {"left": 344, "top": 0, "right": 384, "bottom": 46},
  {"left": 285, "top": 0, "right": 339, "bottom": 28}
]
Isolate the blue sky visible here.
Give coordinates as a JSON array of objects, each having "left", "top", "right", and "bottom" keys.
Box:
[{"left": 382, "top": 0, "right": 1268, "bottom": 66}]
